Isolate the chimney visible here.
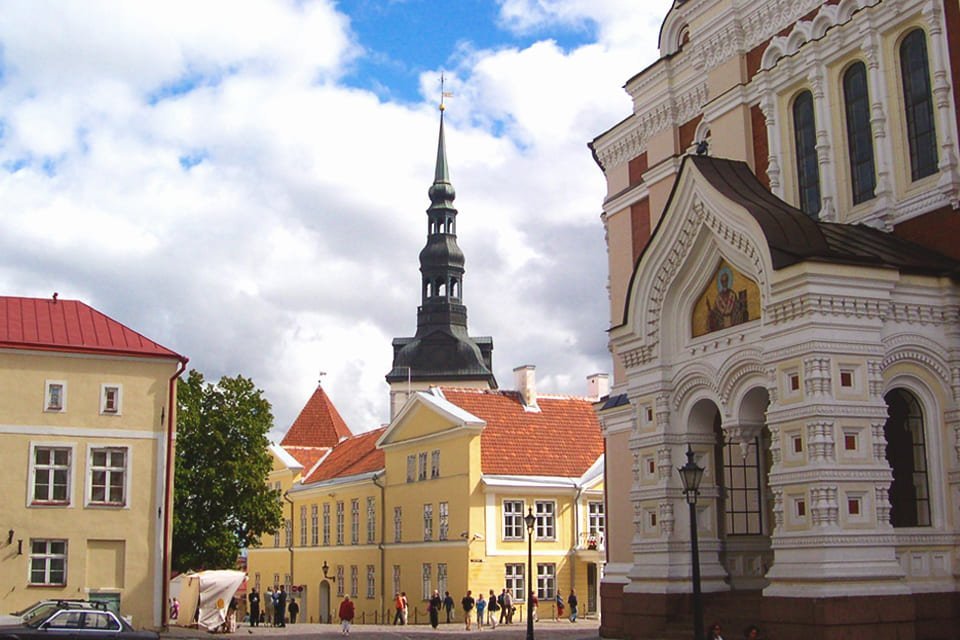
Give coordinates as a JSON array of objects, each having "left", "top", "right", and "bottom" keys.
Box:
[
  {"left": 586, "top": 373, "right": 609, "bottom": 401},
  {"left": 513, "top": 365, "right": 538, "bottom": 410}
]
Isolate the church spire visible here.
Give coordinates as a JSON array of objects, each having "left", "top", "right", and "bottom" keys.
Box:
[{"left": 386, "top": 97, "right": 496, "bottom": 407}]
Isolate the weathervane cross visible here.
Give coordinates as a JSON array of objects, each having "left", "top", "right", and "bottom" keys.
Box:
[{"left": 440, "top": 73, "right": 454, "bottom": 111}]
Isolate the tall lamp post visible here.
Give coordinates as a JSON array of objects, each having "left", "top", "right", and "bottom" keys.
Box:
[
  {"left": 678, "top": 446, "right": 705, "bottom": 640},
  {"left": 524, "top": 507, "right": 536, "bottom": 640}
]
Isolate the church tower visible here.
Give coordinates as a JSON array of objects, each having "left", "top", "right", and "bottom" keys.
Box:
[{"left": 386, "top": 105, "right": 496, "bottom": 418}]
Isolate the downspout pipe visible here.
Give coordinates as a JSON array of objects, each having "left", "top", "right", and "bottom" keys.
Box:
[
  {"left": 162, "top": 357, "right": 189, "bottom": 630},
  {"left": 372, "top": 472, "right": 386, "bottom": 620}
]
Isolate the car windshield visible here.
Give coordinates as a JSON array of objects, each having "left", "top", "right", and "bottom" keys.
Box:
[{"left": 23, "top": 603, "right": 61, "bottom": 624}]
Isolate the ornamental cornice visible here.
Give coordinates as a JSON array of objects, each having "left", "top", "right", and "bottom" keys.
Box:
[
  {"left": 620, "top": 344, "right": 656, "bottom": 369},
  {"left": 768, "top": 466, "right": 893, "bottom": 486},
  {"left": 765, "top": 294, "right": 889, "bottom": 324},
  {"left": 766, "top": 402, "right": 890, "bottom": 423},
  {"left": 771, "top": 532, "right": 960, "bottom": 548},
  {"left": 763, "top": 340, "right": 885, "bottom": 361}
]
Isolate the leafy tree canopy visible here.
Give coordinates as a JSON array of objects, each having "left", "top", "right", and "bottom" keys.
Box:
[{"left": 173, "top": 369, "right": 283, "bottom": 572}]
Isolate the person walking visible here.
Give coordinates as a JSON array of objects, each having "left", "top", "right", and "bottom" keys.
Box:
[
  {"left": 288, "top": 598, "right": 299, "bottom": 625},
  {"left": 264, "top": 587, "right": 275, "bottom": 627},
  {"left": 393, "top": 593, "right": 404, "bottom": 625},
  {"left": 338, "top": 595, "right": 354, "bottom": 636},
  {"left": 706, "top": 621, "right": 725, "bottom": 639},
  {"left": 504, "top": 590, "right": 513, "bottom": 624},
  {"left": 276, "top": 586, "right": 287, "bottom": 627},
  {"left": 555, "top": 592, "right": 564, "bottom": 620},
  {"left": 400, "top": 592, "right": 409, "bottom": 625},
  {"left": 477, "top": 593, "right": 487, "bottom": 630},
  {"left": 567, "top": 589, "right": 578, "bottom": 622},
  {"left": 461, "top": 590, "right": 476, "bottom": 631},
  {"left": 429, "top": 590, "right": 442, "bottom": 629},
  {"left": 486, "top": 590, "right": 499, "bottom": 628},
  {"left": 443, "top": 591, "right": 454, "bottom": 623},
  {"left": 247, "top": 589, "right": 260, "bottom": 627}
]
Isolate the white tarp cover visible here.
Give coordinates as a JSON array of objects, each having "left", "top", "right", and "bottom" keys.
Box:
[{"left": 170, "top": 570, "right": 245, "bottom": 631}]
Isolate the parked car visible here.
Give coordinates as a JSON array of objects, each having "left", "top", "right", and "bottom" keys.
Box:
[
  {"left": 0, "top": 600, "right": 106, "bottom": 626},
  {"left": 0, "top": 602, "right": 156, "bottom": 640}
]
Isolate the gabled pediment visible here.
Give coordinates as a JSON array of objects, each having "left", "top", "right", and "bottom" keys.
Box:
[{"left": 376, "top": 389, "right": 485, "bottom": 449}]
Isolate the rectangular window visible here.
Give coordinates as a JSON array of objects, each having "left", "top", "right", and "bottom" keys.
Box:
[
  {"left": 504, "top": 563, "right": 525, "bottom": 601},
  {"left": 438, "top": 501, "right": 449, "bottom": 541},
  {"left": 536, "top": 563, "right": 556, "bottom": 600},
  {"left": 588, "top": 501, "right": 605, "bottom": 536},
  {"left": 350, "top": 565, "right": 358, "bottom": 598},
  {"left": 422, "top": 563, "right": 432, "bottom": 600},
  {"left": 337, "top": 566, "right": 344, "bottom": 597},
  {"left": 32, "top": 446, "right": 71, "bottom": 504},
  {"left": 274, "top": 529, "right": 281, "bottom": 548},
  {"left": 418, "top": 452, "right": 428, "bottom": 481},
  {"left": 535, "top": 501, "right": 555, "bottom": 540},
  {"left": 423, "top": 503, "right": 433, "bottom": 541},
  {"left": 45, "top": 381, "right": 66, "bottom": 412},
  {"left": 407, "top": 455, "right": 416, "bottom": 483},
  {"left": 366, "top": 565, "right": 376, "bottom": 599},
  {"left": 101, "top": 384, "right": 122, "bottom": 414},
  {"left": 392, "top": 565, "right": 401, "bottom": 597},
  {"left": 336, "top": 501, "right": 345, "bottom": 545},
  {"left": 89, "top": 447, "right": 127, "bottom": 506},
  {"left": 430, "top": 449, "right": 440, "bottom": 478},
  {"left": 298, "top": 506, "right": 307, "bottom": 546},
  {"left": 351, "top": 499, "right": 360, "bottom": 545},
  {"left": 437, "top": 563, "right": 447, "bottom": 595},
  {"left": 503, "top": 500, "right": 524, "bottom": 540},
  {"left": 394, "top": 506, "right": 402, "bottom": 543},
  {"left": 311, "top": 505, "right": 319, "bottom": 546},
  {"left": 284, "top": 519, "right": 292, "bottom": 548},
  {"left": 323, "top": 503, "right": 331, "bottom": 546},
  {"left": 366, "top": 497, "right": 376, "bottom": 544},
  {"left": 30, "top": 539, "right": 66, "bottom": 585},
  {"left": 721, "top": 437, "right": 764, "bottom": 536}
]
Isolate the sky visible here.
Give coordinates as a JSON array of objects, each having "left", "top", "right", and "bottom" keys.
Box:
[{"left": 0, "top": 0, "right": 673, "bottom": 436}]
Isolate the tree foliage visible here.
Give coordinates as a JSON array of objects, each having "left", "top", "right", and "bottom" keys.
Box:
[{"left": 172, "top": 369, "right": 283, "bottom": 572}]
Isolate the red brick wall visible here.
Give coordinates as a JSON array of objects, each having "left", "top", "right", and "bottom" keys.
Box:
[
  {"left": 751, "top": 104, "right": 770, "bottom": 188},
  {"left": 679, "top": 114, "right": 703, "bottom": 152},
  {"left": 893, "top": 205, "right": 960, "bottom": 260},
  {"left": 631, "top": 198, "right": 651, "bottom": 263},
  {"left": 628, "top": 152, "right": 648, "bottom": 187}
]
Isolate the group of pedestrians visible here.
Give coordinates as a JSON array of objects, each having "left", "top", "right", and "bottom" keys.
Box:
[
  {"left": 706, "top": 621, "right": 764, "bottom": 640},
  {"left": 247, "top": 586, "right": 297, "bottom": 628},
  {"left": 418, "top": 587, "right": 580, "bottom": 631}
]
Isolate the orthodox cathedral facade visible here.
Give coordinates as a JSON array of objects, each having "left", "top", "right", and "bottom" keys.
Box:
[{"left": 591, "top": 0, "right": 960, "bottom": 638}]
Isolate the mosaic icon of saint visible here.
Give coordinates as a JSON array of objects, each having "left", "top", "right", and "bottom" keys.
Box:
[{"left": 706, "top": 266, "right": 749, "bottom": 331}]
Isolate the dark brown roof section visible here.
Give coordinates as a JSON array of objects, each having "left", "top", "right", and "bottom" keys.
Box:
[{"left": 690, "top": 155, "right": 960, "bottom": 276}]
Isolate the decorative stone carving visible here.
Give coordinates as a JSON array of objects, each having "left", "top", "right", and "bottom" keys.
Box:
[
  {"left": 806, "top": 421, "right": 836, "bottom": 462},
  {"left": 769, "top": 423, "right": 782, "bottom": 466},
  {"left": 871, "top": 421, "right": 888, "bottom": 463},
  {"left": 657, "top": 447, "right": 673, "bottom": 481},
  {"left": 867, "top": 360, "right": 884, "bottom": 399},
  {"left": 804, "top": 356, "right": 832, "bottom": 397},
  {"left": 655, "top": 393, "right": 671, "bottom": 430},
  {"left": 772, "top": 487, "right": 784, "bottom": 531},
  {"left": 810, "top": 485, "right": 839, "bottom": 526},
  {"left": 875, "top": 483, "right": 892, "bottom": 526},
  {"left": 659, "top": 502, "right": 675, "bottom": 537}
]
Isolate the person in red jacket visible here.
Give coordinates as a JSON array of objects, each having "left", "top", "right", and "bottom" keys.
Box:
[{"left": 338, "top": 595, "right": 355, "bottom": 636}]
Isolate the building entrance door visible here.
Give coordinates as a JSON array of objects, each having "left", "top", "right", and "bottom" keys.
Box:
[
  {"left": 586, "top": 564, "right": 597, "bottom": 613},
  {"left": 319, "top": 581, "right": 331, "bottom": 623}
]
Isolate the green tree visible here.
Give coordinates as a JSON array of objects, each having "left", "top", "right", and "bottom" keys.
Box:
[{"left": 172, "top": 369, "right": 283, "bottom": 571}]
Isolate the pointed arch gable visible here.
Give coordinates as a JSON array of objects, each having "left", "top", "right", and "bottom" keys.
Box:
[{"left": 613, "top": 157, "right": 774, "bottom": 366}]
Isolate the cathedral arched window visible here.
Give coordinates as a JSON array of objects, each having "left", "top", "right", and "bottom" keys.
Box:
[
  {"left": 842, "top": 62, "right": 876, "bottom": 204},
  {"left": 899, "top": 29, "right": 938, "bottom": 181},
  {"left": 883, "top": 388, "right": 931, "bottom": 527},
  {"left": 450, "top": 278, "right": 459, "bottom": 299},
  {"left": 792, "top": 90, "right": 821, "bottom": 218}
]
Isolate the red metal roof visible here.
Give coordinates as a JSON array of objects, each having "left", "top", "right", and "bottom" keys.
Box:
[
  {"left": 441, "top": 388, "right": 603, "bottom": 477},
  {"left": 280, "top": 385, "right": 353, "bottom": 448},
  {"left": 302, "top": 427, "right": 386, "bottom": 484},
  {"left": 0, "top": 296, "right": 183, "bottom": 360}
]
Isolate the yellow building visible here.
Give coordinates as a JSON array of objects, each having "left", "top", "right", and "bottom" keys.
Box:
[
  {"left": 247, "top": 367, "right": 606, "bottom": 625},
  {"left": 0, "top": 295, "right": 187, "bottom": 628}
]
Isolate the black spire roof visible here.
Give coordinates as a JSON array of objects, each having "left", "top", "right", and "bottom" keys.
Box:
[{"left": 386, "top": 110, "right": 497, "bottom": 388}]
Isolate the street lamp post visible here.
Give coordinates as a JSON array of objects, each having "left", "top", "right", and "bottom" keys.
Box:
[
  {"left": 524, "top": 507, "right": 536, "bottom": 640},
  {"left": 678, "top": 446, "right": 705, "bottom": 640}
]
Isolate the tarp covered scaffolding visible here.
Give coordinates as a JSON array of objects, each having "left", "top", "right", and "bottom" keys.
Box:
[{"left": 170, "top": 570, "right": 246, "bottom": 631}]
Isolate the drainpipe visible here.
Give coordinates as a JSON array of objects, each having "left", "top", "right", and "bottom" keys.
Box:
[
  {"left": 161, "top": 357, "right": 189, "bottom": 630},
  {"left": 284, "top": 491, "right": 295, "bottom": 590},
  {"left": 373, "top": 472, "right": 386, "bottom": 620}
]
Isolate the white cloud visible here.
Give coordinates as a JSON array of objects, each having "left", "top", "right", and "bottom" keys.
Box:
[{"left": 0, "top": 0, "right": 672, "bottom": 432}]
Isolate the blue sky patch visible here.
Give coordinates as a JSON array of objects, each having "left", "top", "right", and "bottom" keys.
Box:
[{"left": 179, "top": 151, "right": 208, "bottom": 170}]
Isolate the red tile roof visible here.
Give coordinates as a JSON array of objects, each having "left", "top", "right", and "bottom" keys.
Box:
[
  {"left": 0, "top": 295, "right": 183, "bottom": 360},
  {"left": 280, "top": 385, "right": 353, "bottom": 448},
  {"left": 440, "top": 388, "right": 603, "bottom": 477},
  {"left": 302, "top": 427, "right": 386, "bottom": 484},
  {"left": 283, "top": 446, "right": 330, "bottom": 471}
]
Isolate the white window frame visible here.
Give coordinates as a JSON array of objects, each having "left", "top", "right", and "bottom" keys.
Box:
[
  {"left": 29, "top": 539, "right": 67, "bottom": 586},
  {"left": 422, "top": 563, "right": 432, "bottom": 600},
  {"left": 300, "top": 505, "right": 307, "bottom": 547},
  {"left": 44, "top": 380, "right": 67, "bottom": 413},
  {"left": 437, "top": 562, "right": 447, "bottom": 595},
  {"left": 394, "top": 506, "right": 402, "bottom": 543},
  {"left": 311, "top": 505, "right": 319, "bottom": 546},
  {"left": 87, "top": 446, "right": 129, "bottom": 507},
  {"left": 366, "top": 497, "right": 376, "bottom": 544},
  {"left": 423, "top": 503, "right": 433, "bottom": 541},
  {"left": 351, "top": 499, "right": 360, "bottom": 545},
  {"left": 504, "top": 563, "right": 525, "bottom": 601},
  {"left": 588, "top": 500, "right": 605, "bottom": 536},
  {"left": 536, "top": 562, "right": 556, "bottom": 599},
  {"left": 336, "top": 566, "right": 344, "bottom": 597},
  {"left": 535, "top": 500, "right": 556, "bottom": 540},
  {"left": 438, "top": 501, "right": 449, "bottom": 541},
  {"left": 322, "top": 503, "right": 331, "bottom": 546},
  {"left": 100, "top": 383, "right": 122, "bottom": 415},
  {"left": 406, "top": 455, "right": 416, "bottom": 483},
  {"left": 350, "top": 565, "right": 358, "bottom": 598},
  {"left": 366, "top": 565, "right": 376, "bottom": 599},
  {"left": 392, "top": 565, "right": 401, "bottom": 596},
  {"left": 29, "top": 443, "right": 74, "bottom": 506},
  {"left": 336, "top": 501, "right": 345, "bottom": 545},
  {"left": 418, "top": 452, "right": 428, "bottom": 481},
  {"left": 503, "top": 499, "right": 524, "bottom": 540},
  {"left": 430, "top": 449, "right": 440, "bottom": 478}
]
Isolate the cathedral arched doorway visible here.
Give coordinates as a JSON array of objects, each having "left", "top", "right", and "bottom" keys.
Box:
[{"left": 883, "top": 388, "right": 931, "bottom": 527}]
